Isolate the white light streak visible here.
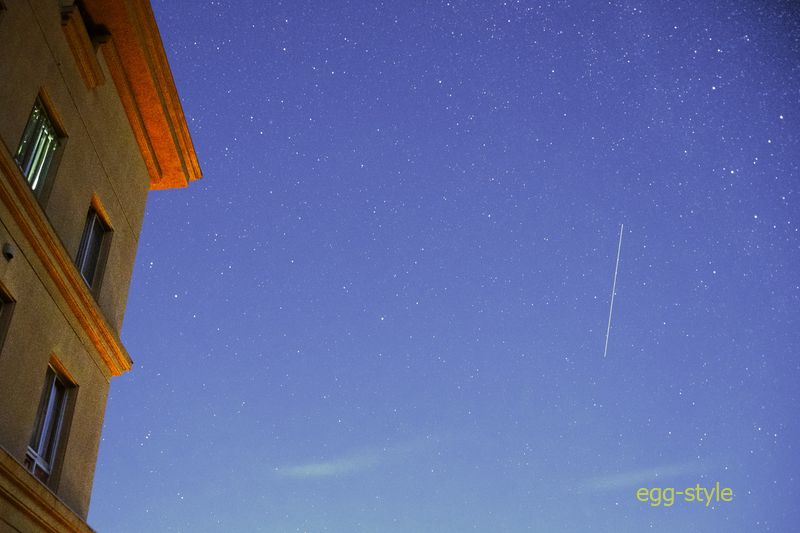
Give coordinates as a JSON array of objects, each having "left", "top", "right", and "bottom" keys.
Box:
[{"left": 603, "top": 224, "right": 624, "bottom": 358}]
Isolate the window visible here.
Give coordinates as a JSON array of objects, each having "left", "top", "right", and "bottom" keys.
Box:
[
  {"left": 76, "top": 208, "right": 111, "bottom": 289},
  {"left": 25, "top": 367, "right": 70, "bottom": 484},
  {"left": 0, "top": 283, "right": 14, "bottom": 352},
  {"left": 61, "top": 4, "right": 106, "bottom": 89},
  {"left": 14, "top": 99, "right": 62, "bottom": 197}
]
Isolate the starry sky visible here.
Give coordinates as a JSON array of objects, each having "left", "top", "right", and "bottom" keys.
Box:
[{"left": 89, "top": 1, "right": 799, "bottom": 531}]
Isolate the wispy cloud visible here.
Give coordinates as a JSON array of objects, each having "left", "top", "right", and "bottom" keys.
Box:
[
  {"left": 577, "top": 461, "right": 700, "bottom": 492},
  {"left": 274, "top": 437, "right": 434, "bottom": 480},
  {"left": 275, "top": 448, "right": 384, "bottom": 479}
]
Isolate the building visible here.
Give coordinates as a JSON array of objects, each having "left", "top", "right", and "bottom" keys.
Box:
[{"left": 0, "top": 1, "right": 200, "bottom": 530}]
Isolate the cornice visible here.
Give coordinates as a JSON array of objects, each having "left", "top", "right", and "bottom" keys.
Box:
[
  {"left": 0, "top": 145, "right": 132, "bottom": 377},
  {"left": 82, "top": 0, "right": 202, "bottom": 189},
  {"left": 0, "top": 446, "right": 95, "bottom": 532}
]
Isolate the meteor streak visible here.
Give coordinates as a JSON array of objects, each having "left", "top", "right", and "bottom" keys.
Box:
[{"left": 603, "top": 224, "right": 624, "bottom": 358}]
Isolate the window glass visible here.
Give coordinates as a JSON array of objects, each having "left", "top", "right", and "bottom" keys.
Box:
[
  {"left": 76, "top": 210, "right": 109, "bottom": 288},
  {"left": 26, "top": 368, "right": 68, "bottom": 483},
  {"left": 14, "top": 100, "right": 61, "bottom": 195}
]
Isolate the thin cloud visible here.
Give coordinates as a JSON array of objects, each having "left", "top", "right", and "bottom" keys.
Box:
[
  {"left": 274, "top": 437, "right": 435, "bottom": 480},
  {"left": 577, "top": 461, "right": 700, "bottom": 492},
  {"left": 275, "top": 449, "right": 383, "bottom": 479}
]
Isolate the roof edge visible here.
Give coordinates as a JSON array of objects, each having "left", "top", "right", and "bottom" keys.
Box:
[{"left": 83, "top": 0, "right": 202, "bottom": 189}]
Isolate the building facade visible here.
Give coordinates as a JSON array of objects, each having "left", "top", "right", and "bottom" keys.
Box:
[{"left": 0, "top": 1, "right": 200, "bottom": 530}]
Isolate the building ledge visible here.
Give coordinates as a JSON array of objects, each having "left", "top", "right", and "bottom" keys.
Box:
[
  {"left": 0, "top": 446, "right": 95, "bottom": 532},
  {"left": 81, "top": 0, "right": 202, "bottom": 189},
  {"left": 0, "top": 144, "right": 132, "bottom": 377}
]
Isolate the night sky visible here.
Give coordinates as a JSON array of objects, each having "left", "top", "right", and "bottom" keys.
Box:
[{"left": 89, "top": 1, "right": 799, "bottom": 531}]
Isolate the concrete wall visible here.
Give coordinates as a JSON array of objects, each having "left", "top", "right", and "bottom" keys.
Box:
[
  {"left": 0, "top": 0, "right": 151, "bottom": 520},
  {"left": 0, "top": 0, "right": 151, "bottom": 330}
]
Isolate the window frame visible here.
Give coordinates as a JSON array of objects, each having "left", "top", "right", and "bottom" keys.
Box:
[
  {"left": 25, "top": 365, "right": 74, "bottom": 485},
  {"left": 14, "top": 94, "right": 66, "bottom": 205},
  {"left": 76, "top": 202, "right": 112, "bottom": 292},
  {"left": 0, "top": 283, "right": 15, "bottom": 355}
]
